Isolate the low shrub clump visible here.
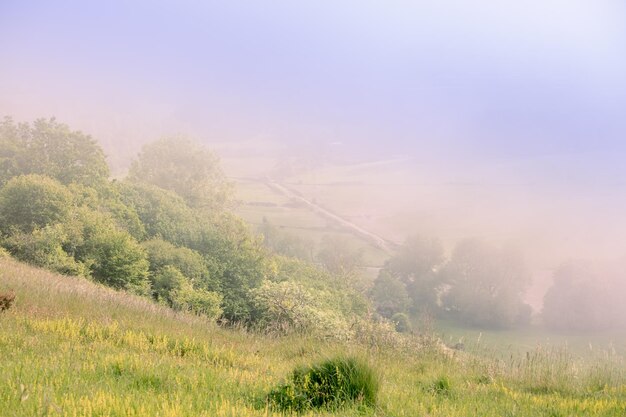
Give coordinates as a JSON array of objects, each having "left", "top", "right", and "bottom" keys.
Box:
[
  {"left": 267, "top": 356, "right": 379, "bottom": 412},
  {"left": 0, "top": 290, "right": 15, "bottom": 311}
]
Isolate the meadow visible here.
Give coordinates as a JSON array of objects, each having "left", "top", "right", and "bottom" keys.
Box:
[{"left": 1, "top": 256, "right": 625, "bottom": 417}]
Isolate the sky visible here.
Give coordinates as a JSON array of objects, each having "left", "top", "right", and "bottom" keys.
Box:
[
  {"left": 1, "top": 1, "right": 625, "bottom": 161},
  {"left": 2, "top": 1, "right": 626, "bottom": 277}
]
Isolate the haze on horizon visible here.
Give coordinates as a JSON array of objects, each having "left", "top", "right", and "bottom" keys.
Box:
[{"left": 2, "top": 0, "right": 626, "bottom": 301}]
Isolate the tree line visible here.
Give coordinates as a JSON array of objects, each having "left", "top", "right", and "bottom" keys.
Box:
[{"left": 2, "top": 116, "right": 621, "bottom": 334}]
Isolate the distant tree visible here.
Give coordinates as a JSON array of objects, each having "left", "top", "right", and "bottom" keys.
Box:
[
  {"left": 382, "top": 235, "right": 445, "bottom": 313},
  {"left": 370, "top": 270, "right": 411, "bottom": 319},
  {"left": 0, "top": 174, "right": 73, "bottom": 233},
  {"left": 316, "top": 235, "right": 363, "bottom": 281},
  {"left": 128, "top": 137, "right": 232, "bottom": 211},
  {"left": 441, "top": 239, "right": 531, "bottom": 329},
  {"left": 542, "top": 262, "right": 612, "bottom": 331},
  {"left": 0, "top": 117, "right": 109, "bottom": 186}
]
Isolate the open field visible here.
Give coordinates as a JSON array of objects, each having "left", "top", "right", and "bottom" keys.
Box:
[
  {"left": 1, "top": 257, "right": 626, "bottom": 416},
  {"left": 232, "top": 177, "right": 390, "bottom": 269}
]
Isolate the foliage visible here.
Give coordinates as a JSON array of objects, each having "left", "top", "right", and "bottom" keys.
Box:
[
  {"left": 67, "top": 209, "right": 150, "bottom": 294},
  {"left": 116, "top": 181, "right": 201, "bottom": 246},
  {"left": 370, "top": 270, "right": 411, "bottom": 319},
  {"left": 268, "top": 356, "right": 379, "bottom": 411},
  {"left": 70, "top": 182, "right": 146, "bottom": 241},
  {"left": 391, "top": 312, "right": 412, "bottom": 333},
  {"left": 142, "top": 239, "right": 213, "bottom": 289},
  {"left": 382, "top": 235, "right": 445, "bottom": 313},
  {"left": 0, "top": 174, "right": 73, "bottom": 233},
  {"left": 0, "top": 117, "right": 109, "bottom": 186},
  {"left": 171, "top": 286, "right": 223, "bottom": 319},
  {"left": 542, "top": 261, "right": 617, "bottom": 331},
  {"left": 316, "top": 234, "right": 363, "bottom": 281},
  {"left": 128, "top": 137, "right": 232, "bottom": 211},
  {"left": 2, "top": 224, "right": 88, "bottom": 276},
  {"left": 197, "top": 213, "right": 271, "bottom": 323},
  {"left": 441, "top": 239, "right": 531, "bottom": 329}
]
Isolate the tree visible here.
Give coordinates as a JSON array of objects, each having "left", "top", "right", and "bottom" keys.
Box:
[
  {"left": 0, "top": 117, "right": 109, "bottom": 186},
  {"left": 196, "top": 213, "right": 272, "bottom": 323},
  {"left": 128, "top": 137, "right": 232, "bottom": 211},
  {"left": 0, "top": 174, "right": 73, "bottom": 233},
  {"left": 69, "top": 208, "right": 150, "bottom": 295},
  {"left": 382, "top": 235, "right": 445, "bottom": 313},
  {"left": 441, "top": 239, "right": 531, "bottom": 329},
  {"left": 370, "top": 270, "right": 411, "bottom": 319},
  {"left": 142, "top": 239, "right": 212, "bottom": 288},
  {"left": 316, "top": 235, "right": 363, "bottom": 281},
  {"left": 115, "top": 181, "right": 201, "bottom": 246},
  {"left": 542, "top": 262, "right": 613, "bottom": 331}
]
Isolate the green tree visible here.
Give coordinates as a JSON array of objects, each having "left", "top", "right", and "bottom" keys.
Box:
[
  {"left": 128, "top": 137, "right": 232, "bottom": 211},
  {"left": 0, "top": 117, "right": 109, "bottom": 186},
  {"left": 0, "top": 174, "right": 73, "bottom": 233},
  {"left": 382, "top": 235, "right": 445, "bottom": 313},
  {"left": 370, "top": 270, "right": 411, "bottom": 319},
  {"left": 196, "top": 213, "right": 272, "bottom": 323},
  {"left": 142, "top": 239, "right": 215, "bottom": 290},
  {"left": 69, "top": 208, "right": 150, "bottom": 295},
  {"left": 441, "top": 239, "right": 531, "bottom": 329},
  {"left": 116, "top": 181, "right": 201, "bottom": 246},
  {"left": 316, "top": 235, "right": 363, "bottom": 282}
]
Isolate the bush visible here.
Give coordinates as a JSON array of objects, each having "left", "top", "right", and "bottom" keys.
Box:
[
  {"left": 0, "top": 291, "right": 15, "bottom": 311},
  {"left": 391, "top": 312, "right": 412, "bottom": 333},
  {"left": 171, "top": 287, "right": 223, "bottom": 319},
  {"left": 268, "top": 356, "right": 379, "bottom": 412},
  {"left": 2, "top": 225, "right": 88, "bottom": 276}
]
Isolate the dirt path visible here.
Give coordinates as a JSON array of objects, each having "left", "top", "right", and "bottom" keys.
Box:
[{"left": 265, "top": 180, "right": 398, "bottom": 256}]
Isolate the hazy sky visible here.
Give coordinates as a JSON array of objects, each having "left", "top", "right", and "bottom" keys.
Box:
[{"left": 2, "top": 1, "right": 625, "bottom": 162}]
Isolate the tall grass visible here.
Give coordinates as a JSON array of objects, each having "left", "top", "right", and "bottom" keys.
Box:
[{"left": 1, "top": 257, "right": 625, "bottom": 416}]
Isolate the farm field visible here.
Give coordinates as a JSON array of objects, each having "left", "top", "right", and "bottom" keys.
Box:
[{"left": 1, "top": 256, "right": 625, "bottom": 417}]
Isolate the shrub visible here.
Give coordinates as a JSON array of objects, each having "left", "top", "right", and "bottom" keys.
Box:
[
  {"left": 391, "top": 312, "right": 412, "bottom": 333},
  {"left": 2, "top": 225, "right": 88, "bottom": 276},
  {"left": 268, "top": 356, "right": 379, "bottom": 412},
  {"left": 0, "top": 291, "right": 15, "bottom": 311}
]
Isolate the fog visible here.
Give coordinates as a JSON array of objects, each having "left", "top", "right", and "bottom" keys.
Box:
[{"left": 2, "top": 1, "right": 626, "bottom": 317}]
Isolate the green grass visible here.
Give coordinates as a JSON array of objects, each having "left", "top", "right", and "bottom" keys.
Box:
[
  {"left": 1, "top": 257, "right": 625, "bottom": 416},
  {"left": 232, "top": 178, "right": 389, "bottom": 268}
]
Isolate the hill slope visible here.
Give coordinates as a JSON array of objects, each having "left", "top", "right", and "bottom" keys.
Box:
[{"left": 1, "top": 257, "right": 625, "bottom": 416}]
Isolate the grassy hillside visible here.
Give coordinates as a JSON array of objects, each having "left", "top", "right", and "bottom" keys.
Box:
[{"left": 1, "top": 256, "right": 625, "bottom": 416}]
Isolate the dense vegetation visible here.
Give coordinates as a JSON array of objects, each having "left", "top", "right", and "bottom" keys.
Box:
[{"left": 0, "top": 117, "right": 366, "bottom": 334}]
